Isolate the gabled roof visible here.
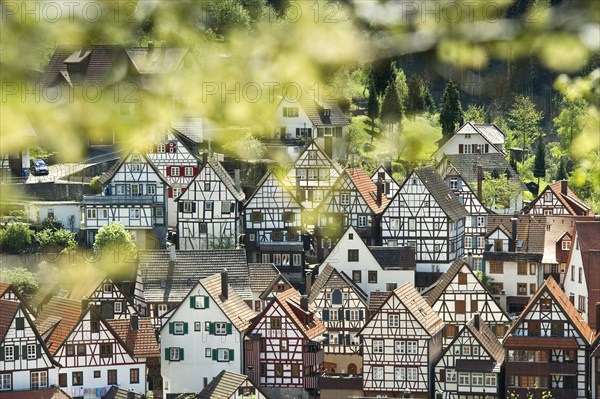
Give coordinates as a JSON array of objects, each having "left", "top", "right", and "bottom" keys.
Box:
[
  {"left": 196, "top": 370, "right": 267, "bottom": 399},
  {"left": 107, "top": 317, "right": 159, "bottom": 358},
  {"left": 473, "top": 123, "right": 505, "bottom": 146},
  {"left": 411, "top": 166, "right": 468, "bottom": 222},
  {"left": 292, "top": 139, "right": 343, "bottom": 173},
  {"left": 98, "top": 148, "right": 169, "bottom": 186},
  {"left": 439, "top": 153, "right": 525, "bottom": 190},
  {"left": 0, "top": 282, "right": 37, "bottom": 316},
  {"left": 102, "top": 386, "right": 144, "bottom": 399},
  {"left": 138, "top": 249, "right": 253, "bottom": 302},
  {"left": 368, "top": 291, "right": 392, "bottom": 313},
  {"left": 199, "top": 273, "right": 255, "bottom": 332},
  {"left": 368, "top": 246, "right": 416, "bottom": 270},
  {"left": 533, "top": 181, "right": 593, "bottom": 216},
  {"left": 35, "top": 296, "right": 82, "bottom": 353},
  {"left": 171, "top": 118, "right": 204, "bottom": 144},
  {"left": 125, "top": 47, "right": 188, "bottom": 74},
  {"left": 207, "top": 157, "right": 245, "bottom": 202},
  {"left": 245, "top": 169, "right": 304, "bottom": 207},
  {"left": 450, "top": 316, "right": 505, "bottom": 365},
  {"left": 0, "top": 387, "right": 72, "bottom": 399},
  {"left": 296, "top": 97, "right": 351, "bottom": 127},
  {"left": 346, "top": 167, "right": 389, "bottom": 214},
  {"left": 308, "top": 264, "right": 367, "bottom": 304},
  {"left": 0, "top": 299, "right": 20, "bottom": 342},
  {"left": 506, "top": 277, "right": 594, "bottom": 344},
  {"left": 486, "top": 215, "right": 546, "bottom": 254},
  {"left": 248, "top": 263, "right": 281, "bottom": 294}
]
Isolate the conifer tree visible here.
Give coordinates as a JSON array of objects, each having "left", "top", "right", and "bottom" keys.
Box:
[
  {"left": 380, "top": 80, "right": 403, "bottom": 135},
  {"left": 439, "top": 80, "right": 463, "bottom": 137}
]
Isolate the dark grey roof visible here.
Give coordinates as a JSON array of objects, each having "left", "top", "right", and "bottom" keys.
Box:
[
  {"left": 125, "top": 47, "right": 188, "bottom": 74},
  {"left": 258, "top": 242, "right": 304, "bottom": 251},
  {"left": 415, "top": 271, "right": 443, "bottom": 289},
  {"left": 413, "top": 166, "right": 469, "bottom": 222},
  {"left": 102, "top": 385, "right": 144, "bottom": 399},
  {"left": 308, "top": 264, "right": 367, "bottom": 303},
  {"left": 138, "top": 249, "right": 252, "bottom": 302},
  {"left": 207, "top": 157, "right": 245, "bottom": 202},
  {"left": 171, "top": 118, "right": 203, "bottom": 144},
  {"left": 298, "top": 97, "right": 351, "bottom": 127},
  {"left": 441, "top": 153, "right": 525, "bottom": 190},
  {"left": 368, "top": 246, "right": 416, "bottom": 270}
]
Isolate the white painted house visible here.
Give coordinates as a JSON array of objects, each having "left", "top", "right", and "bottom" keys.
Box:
[
  {"left": 24, "top": 201, "right": 81, "bottom": 232},
  {"left": 433, "top": 122, "right": 505, "bottom": 164},
  {"left": 321, "top": 226, "right": 415, "bottom": 296},
  {"left": 160, "top": 271, "right": 255, "bottom": 396}
]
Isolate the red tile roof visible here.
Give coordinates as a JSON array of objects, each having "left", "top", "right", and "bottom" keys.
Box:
[
  {"left": 346, "top": 167, "right": 389, "bottom": 214},
  {"left": 546, "top": 181, "right": 592, "bottom": 216},
  {"left": 273, "top": 289, "right": 326, "bottom": 340},
  {"left": 107, "top": 317, "right": 159, "bottom": 358},
  {"left": 35, "top": 296, "right": 82, "bottom": 354},
  {"left": 0, "top": 388, "right": 71, "bottom": 399},
  {"left": 0, "top": 282, "right": 10, "bottom": 297},
  {"left": 0, "top": 300, "right": 20, "bottom": 342}
]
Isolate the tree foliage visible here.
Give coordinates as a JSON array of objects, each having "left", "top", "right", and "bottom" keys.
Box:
[
  {"left": 40, "top": 216, "right": 63, "bottom": 231},
  {"left": 439, "top": 81, "right": 463, "bottom": 137},
  {"left": 380, "top": 81, "right": 403, "bottom": 134},
  {"left": 90, "top": 176, "right": 103, "bottom": 194},
  {"left": 405, "top": 75, "right": 426, "bottom": 118},
  {"left": 506, "top": 95, "right": 544, "bottom": 153},
  {"left": 533, "top": 138, "right": 546, "bottom": 179},
  {"left": 463, "top": 104, "right": 488, "bottom": 123},
  {"left": 554, "top": 97, "right": 588, "bottom": 153},
  {"left": 481, "top": 172, "right": 522, "bottom": 210},
  {"left": 367, "top": 79, "right": 380, "bottom": 138},
  {"left": 223, "top": 132, "right": 267, "bottom": 160},
  {"left": 0, "top": 267, "right": 38, "bottom": 297},
  {"left": 93, "top": 222, "right": 136, "bottom": 256},
  {"left": 0, "top": 222, "right": 33, "bottom": 253},
  {"left": 35, "top": 228, "right": 77, "bottom": 252}
]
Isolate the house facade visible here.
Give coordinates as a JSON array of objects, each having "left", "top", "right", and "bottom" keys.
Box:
[
  {"left": 371, "top": 166, "right": 400, "bottom": 200},
  {"left": 358, "top": 283, "right": 444, "bottom": 398},
  {"left": 87, "top": 278, "right": 140, "bottom": 320},
  {"left": 381, "top": 166, "right": 468, "bottom": 273},
  {"left": 197, "top": 370, "right": 269, "bottom": 399},
  {"left": 527, "top": 180, "right": 593, "bottom": 216},
  {"left": 433, "top": 122, "right": 506, "bottom": 164}
]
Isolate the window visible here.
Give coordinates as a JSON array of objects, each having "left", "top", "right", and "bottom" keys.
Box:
[
  {"left": 291, "top": 364, "right": 300, "bottom": 377},
  {"left": 275, "top": 364, "right": 283, "bottom": 377},
  {"left": 31, "top": 371, "right": 47, "bottom": 389},
  {"left": 368, "top": 271, "right": 377, "bottom": 283},
  {"left": 130, "top": 184, "right": 140, "bottom": 196},
  {"left": 352, "top": 270, "right": 361, "bottom": 283},
  {"left": 114, "top": 301, "right": 123, "bottom": 314},
  {"left": 407, "top": 341, "right": 418, "bottom": 354},
  {"left": 173, "top": 321, "right": 185, "bottom": 335},
  {"left": 94, "top": 371, "right": 101, "bottom": 379},
  {"left": 215, "top": 322, "right": 227, "bottom": 335},
  {"left": 449, "top": 178, "right": 458, "bottom": 190},
  {"left": 340, "top": 193, "right": 350, "bottom": 205},
  {"left": 205, "top": 201, "right": 213, "bottom": 211},
  {"left": 408, "top": 218, "right": 416, "bottom": 230},
  {"left": 358, "top": 215, "right": 367, "bottom": 228},
  {"left": 562, "top": 240, "right": 571, "bottom": 251},
  {"left": 455, "top": 300, "right": 466, "bottom": 314},
  {"left": 169, "top": 347, "right": 181, "bottom": 361},
  {"left": 15, "top": 318, "right": 24, "bottom": 330},
  {"left": 107, "top": 370, "right": 117, "bottom": 385},
  {"left": 540, "top": 298, "right": 552, "bottom": 312},
  {"left": 544, "top": 192, "right": 553, "bottom": 202},
  {"left": 86, "top": 209, "right": 97, "bottom": 219},
  {"left": 128, "top": 368, "right": 139, "bottom": 384},
  {"left": 271, "top": 317, "right": 281, "bottom": 329},
  {"left": 217, "top": 348, "right": 230, "bottom": 362},
  {"left": 551, "top": 322, "right": 564, "bottom": 336},
  {"left": 465, "top": 236, "right": 472, "bottom": 249},
  {"left": 147, "top": 184, "right": 156, "bottom": 195},
  {"left": 528, "top": 321, "right": 541, "bottom": 337},
  {"left": 489, "top": 261, "right": 503, "bottom": 274},
  {"left": 172, "top": 187, "right": 181, "bottom": 198},
  {"left": 445, "top": 324, "right": 456, "bottom": 338},
  {"left": 530, "top": 283, "right": 536, "bottom": 295},
  {"left": 407, "top": 368, "right": 417, "bottom": 381},
  {"left": 58, "top": 373, "right": 68, "bottom": 387},
  {"left": 477, "top": 216, "right": 486, "bottom": 227},
  {"left": 76, "top": 344, "right": 86, "bottom": 356},
  {"left": 222, "top": 202, "right": 233, "bottom": 214},
  {"left": 373, "top": 340, "right": 383, "bottom": 353},
  {"left": 395, "top": 340, "right": 405, "bottom": 354},
  {"left": 485, "top": 373, "right": 497, "bottom": 387},
  {"left": 578, "top": 295, "right": 586, "bottom": 312},
  {"left": 0, "top": 374, "right": 11, "bottom": 391},
  {"left": 251, "top": 211, "right": 262, "bottom": 223},
  {"left": 458, "top": 372, "right": 470, "bottom": 386},
  {"left": 530, "top": 263, "right": 537, "bottom": 275},
  {"left": 517, "top": 283, "right": 527, "bottom": 295},
  {"left": 373, "top": 366, "right": 384, "bottom": 380},
  {"left": 100, "top": 343, "right": 112, "bottom": 357},
  {"left": 4, "top": 346, "right": 14, "bottom": 361},
  {"left": 389, "top": 314, "right": 399, "bottom": 327},
  {"left": 130, "top": 208, "right": 140, "bottom": 219},
  {"left": 194, "top": 322, "right": 202, "bottom": 332},
  {"left": 390, "top": 218, "right": 400, "bottom": 230},
  {"left": 157, "top": 143, "right": 165, "bottom": 153},
  {"left": 395, "top": 367, "right": 405, "bottom": 380},
  {"left": 283, "top": 107, "right": 299, "bottom": 117},
  {"left": 184, "top": 167, "right": 194, "bottom": 177},
  {"left": 348, "top": 249, "right": 359, "bottom": 262},
  {"left": 203, "top": 182, "right": 211, "bottom": 191},
  {"left": 72, "top": 372, "right": 83, "bottom": 386},
  {"left": 518, "top": 262, "right": 527, "bottom": 275},
  {"left": 462, "top": 346, "right": 471, "bottom": 355},
  {"left": 472, "top": 373, "right": 484, "bottom": 386},
  {"left": 447, "top": 370, "right": 457, "bottom": 382},
  {"left": 458, "top": 273, "right": 467, "bottom": 285},
  {"left": 293, "top": 254, "right": 302, "bottom": 266}
]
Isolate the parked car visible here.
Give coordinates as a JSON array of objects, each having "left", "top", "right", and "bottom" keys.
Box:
[{"left": 30, "top": 159, "right": 49, "bottom": 175}]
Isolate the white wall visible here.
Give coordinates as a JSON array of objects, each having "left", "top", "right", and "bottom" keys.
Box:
[{"left": 26, "top": 202, "right": 81, "bottom": 231}]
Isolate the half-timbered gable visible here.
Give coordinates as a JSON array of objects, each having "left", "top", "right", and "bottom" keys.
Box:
[
  {"left": 248, "top": 263, "right": 293, "bottom": 313},
  {"left": 381, "top": 166, "right": 468, "bottom": 273},
  {"left": 54, "top": 308, "right": 155, "bottom": 398},
  {"left": 0, "top": 283, "right": 34, "bottom": 317},
  {"left": 0, "top": 300, "right": 58, "bottom": 393},
  {"left": 434, "top": 315, "right": 505, "bottom": 399},
  {"left": 284, "top": 140, "right": 342, "bottom": 210},
  {"left": 371, "top": 166, "right": 399, "bottom": 199},
  {"left": 196, "top": 370, "right": 270, "bottom": 399},
  {"left": 245, "top": 289, "right": 326, "bottom": 399},
  {"left": 528, "top": 180, "right": 593, "bottom": 216},
  {"left": 317, "top": 167, "right": 388, "bottom": 250},
  {"left": 322, "top": 226, "right": 415, "bottom": 296},
  {"left": 484, "top": 215, "right": 546, "bottom": 314},
  {"left": 308, "top": 264, "right": 367, "bottom": 374},
  {"left": 244, "top": 170, "right": 305, "bottom": 284},
  {"left": 35, "top": 297, "right": 82, "bottom": 357},
  {"left": 358, "top": 283, "right": 444, "bottom": 398},
  {"left": 177, "top": 156, "right": 245, "bottom": 250},
  {"left": 161, "top": 271, "right": 254, "bottom": 396},
  {"left": 563, "top": 220, "right": 600, "bottom": 329},
  {"left": 88, "top": 278, "right": 138, "bottom": 320},
  {"left": 137, "top": 249, "right": 253, "bottom": 327},
  {"left": 504, "top": 277, "right": 594, "bottom": 399},
  {"left": 81, "top": 148, "right": 169, "bottom": 248},
  {"left": 423, "top": 260, "right": 511, "bottom": 348}
]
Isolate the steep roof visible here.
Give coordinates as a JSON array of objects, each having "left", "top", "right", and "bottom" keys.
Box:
[
  {"left": 0, "top": 387, "right": 72, "bottom": 399},
  {"left": 368, "top": 246, "right": 416, "bottom": 270},
  {"left": 107, "top": 317, "right": 159, "bottom": 358},
  {"left": 486, "top": 215, "right": 546, "bottom": 255},
  {"left": 543, "top": 181, "right": 592, "bottom": 216},
  {"left": 368, "top": 291, "right": 392, "bottom": 313},
  {"left": 391, "top": 283, "right": 444, "bottom": 336},
  {"left": 506, "top": 277, "right": 594, "bottom": 344},
  {"left": 102, "top": 386, "right": 144, "bottom": 399},
  {"left": 0, "top": 300, "right": 20, "bottom": 342},
  {"left": 206, "top": 157, "right": 245, "bottom": 202},
  {"left": 308, "top": 264, "right": 367, "bottom": 304},
  {"left": 200, "top": 273, "right": 255, "bottom": 332},
  {"left": 412, "top": 166, "right": 468, "bottom": 222},
  {"left": 196, "top": 370, "right": 264, "bottom": 399},
  {"left": 248, "top": 263, "right": 280, "bottom": 294},
  {"left": 345, "top": 167, "right": 389, "bottom": 214},
  {"left": 423, "top": 259, "right": 469, "bottom": 306},
  {"left": 171, "top": 118, "right": 204, "bottom": 144},
  {"left": 473, "top": 123, "right": 505, "bottom": 146},
  {"left": 125, "top": 47, "right": 188, "bottom": 74},
  {"left": 440, "top": 153, "right": 524, "bottom": 189},
  {"left": 138, "top": 249, "right": 252, "bottom": 302},
  {"left": 297, "top": 97, "right": 351, "bottom": 127},
  {"left": 463, "top": 316, "right": 505, "bottom": 364},
  {"left": 97, "top": 148, "right": 169, "bottom": 186},
  {"left": 35, "top": 296, "right": 82, "bottom": 353}
]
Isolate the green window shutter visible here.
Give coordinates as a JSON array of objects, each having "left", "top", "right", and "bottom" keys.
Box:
[
  {"left": 164, "top": 348, "right": 170, "bottom": 361},
  {"left": 209, "top": 322, "right": 215, "bottom": 335},
  {"left": 37, "top": 344, "right": 42, "bottom": 358},
  {"left": 169, "top": 322, "right": 174, "bottom": 334},
  {"left": 183, "top": 323, "right": 189, "bottom": 334},
  {"left": 229, "top": 349, "right": 234, "bottom": 361},
  {"left": 212, "top": 349, "right": 218, "bottom": 361},
  {"left": 179, "top": 348, "right": 184, "bottom": 361},
  {"left": 204, "top": 296, "right": 210, "bottom": 308},
  {"left": 14, "top": 345, "right": 19, "bottom": 359},
  {"left": 0, "top": 346, "right": 4, "bottom": 361},
  {"left": 22, "top": 345, "right": 26, "bottom": 359},
  {"left": 190, "top": 296, "right": 196, "bottom": 308},
  {"left": 226, "top": 323, "right": 233, "bottom": 335}
]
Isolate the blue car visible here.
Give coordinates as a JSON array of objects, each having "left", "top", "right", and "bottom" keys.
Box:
[{"left": 30, "top": 159, "right": 49, "bottom": 175}]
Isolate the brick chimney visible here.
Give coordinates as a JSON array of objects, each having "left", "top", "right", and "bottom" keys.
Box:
[
  {"left": 473, "top": 313, "right": 480, "bottom": 331},
  {"left": 221, "top": 269, "right": 229, "bottom": 300},
  {"left": 305, "top": 270, "right": 312, "bottom": 297},
  {"left": 561, "top": 180, "right": 568, "bottom": 195},
  {"left": 300, "top": 295, "right": 309, "bottom": 312},
  {"left": 376, "top": 176, "right": 383, "bottom": 207},
  {"left": 510, "top": 214, "right": 518, "bottom": 252},
  {"left": 476, "top": 165, "right": 483, "bottom": 202}
]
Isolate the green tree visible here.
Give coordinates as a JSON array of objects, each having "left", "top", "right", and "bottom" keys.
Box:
[
  {"left": 380, "top": 81, "right": 403, "bottom": 135},
  {"left": 533, "top": 138, "right": 547, "bottom": 185},
  {"left": 474, "top": 271, "right": 495, "bottom": 293},
  {"left": 480, "top": 172, "right": 522, "bottom": 210},
  {"left": 223, "top": 132, "right": 267, "bottom": 160},
  {"left": 0, "top": 222, "right": 34, "bottom": 253},
  {"left": 0, "top": 267, "right": 38, "bottom": 297},
  {"left": 35, "top": 228, "right": 77, "bottom": 252},
  {"left": 439, "top": 80, "right": 463, "bottom": 137},
  {"left": 405, "top": 75, "right": 425, "bottom": 119},
  {"left": 422, "top": 83, "right": 436, "bottom": 113},
  {"left": 370, "top": 59, "right": 396, "bottom": 98},
  {"left": 506, "top": 95, "right": 544, "bottom": 155},
  {"left": 464, "top": 104, "right": 488, "bottom": 123},
  {"left": 93, "top": 222, "right": 136, "bottom": 260},
  {"left": 556, "top": 157, "right": 569, "bottom": 180},
  {"left": 40, "top": 216, "right": 63, "bottom": 231},
  {"left": 90, "top": 176, "right": 103, "bottom": 194},
  {"left": 554, "top": 97, "right": 588, "bottom": 153},
  {"left": 391, "top": 64, "right": 409, "bottom": 101},
  {"left": 366, "top": 79, "right": 380, "bottom": 140}
]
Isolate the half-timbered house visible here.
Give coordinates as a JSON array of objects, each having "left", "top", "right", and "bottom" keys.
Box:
[
  {"left": 591, "top": 333, "right": 600, "bottom": 399},
  {"left": 434, "top": 122, "right": 506, "bottom": 164},
  {"left": 423, "top": 259, "right": 511, "bottom": 347},
  {"left": 0, "top": 299, "right": 59, "bottom": 393},
  {"left": 563, "top": 220, "right": 600, "bottom": 329},
  {"left": 381, "top": 166, "right": 468, "bottom": 273},
  {"left": 358, "top": 283, "right": 444, "bottom": 398},
  {"left": 527, "top": 180, "right": 593, "bottom": 216},
  {"left": 504, "top": 277, "right": 594, "bottom": 399},
  {"left": 243, "top": 170, "right": 305, "bottom": 284},
  {"left": 308, "top": 264, "right": 368, "bottom": 374},
  {"left": 433, "top": 315, "right": 505, "bottom": 399},
  {"left": 483, "top": 215, "right": 546, "bottom": 314},
  {"left": 196, "top": 370, "right": 270, "bottom": 399},
  {"left": 177, "top": 156, "right": 245, "bottom": 250},
  {"left": 245, "top": 289, "right": 326, "bottom": 399},
  {"left": 161, "top": 271, "right": 255, "bottom": 396},
  {"left": 371, "top": 166, "right": 399, "bottom": 200},
  {"left": 87, "top": 278, "right": 139, "bottom": 320},
  {"left": 81, "top": 149, "right": 169, "bottom": 248},
  {"left": 316, "top": 167, "right": 388, "bottom": 252},
  {"left": 322, "top": 226, "right": 415, "bottom": 296},
  {"left": 248, "top": 263, "right": 293, "bottom": 313}
]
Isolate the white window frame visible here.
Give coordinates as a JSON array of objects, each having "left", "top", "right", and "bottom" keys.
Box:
[
  {"left": 0, "top": 374, "right": 11, "bottom": 391},
  {"left": 205, "top": 202, "right": 213, "bottom": 211},
  {"left": 544, "top": 192, "right": 553, "bottom": 202},
  {"left": 340, "top": 193, "right": 350, "bottom": 205},
  {"left": 169, "top": 347, "right": 180, "bottom": 361},
  {"left": 349, "top": 309, "right": 360, "bottom": 321},
  {"left": 27, "top": 344, "right": 36, "bottom": 359},
  {"left": 116, "top": 184, "right": 126, "bottom": 195},
  {"left": 477, "top": 216, "right": 486, "bottom": 227},
  {"left": 217, "top": 348, "right": 230, "bottom": 362},
  {"left": 358, "top": 215, "right": 367, "bottom": 228},
  {"left": 465, "top": 236, "right": 472, "bottom": 249},
  {"left": 184, "top": 167, "right": 194, "bottom": 177},
  {"left": 147, "top": 185, "right": 156, "bottom": 195},
  {"left": 171, "top": 167, "right": 180, "bottom": 177},
  {"left": 100, "top": 209, "right": 109, "bottom": 219},
  {"left": 130, "top": 162, "right": 140, "bottom": 172},
  {"left": 408, "top": 218, "right": 416, "bottom": 230},
  {"left": 394, "top": 367, "right": 405, "bottom": 381},
  {"left": 389, "top": 314, "right": 399, "bottom": 328},
  {"left": 158, "top": 304, "right": 168, "bottom": 316},
  {"left": 31, "top": 370, "right": 47, "bottom": 389},
  {"left": 485, "top": 373, "right": 497, "bottom": 387},
  {"left": 215, "top": 322, "right": 227, "bottom": 336},
  {"left": 462, "top": 345, "right": 471, "bottom": 355},
  {"left": 157, "top": 143, "right": 165, "bottom": 153},
  {"left": 4, "top": 346, "right": 13, "bottom": 361},
  {"left": 472, "top": 346, "right": 480, "bottom": 356},
  {"left": 114, "top": 301, "right": 123, "bottom": 314},
  {"left": 87, "top": 209, "right": 97, "bottom": 219},
  {"left": 173, "top": 322, "right": 185, "bottom": 335},
  {"left": 394, "top": 340, "right": 405, "bottom": 354},
  {"left": 183, "top": 202, "right": 193, "bottom": 213},
  {"left": 458, "top": 372, "right": 470, "bottom": 386},
  {"left": 447, "top": 369, "right": 457, "bottom": 382},
  {"left": 562, "top": 240, "right": 571, "bottom": 251},
  {"left": 130, "top": 209, "right": 140, "bottom": 219},
  {"left": 472, "top": 373, "right": 484, "bottom": 386},
  {"left": 390, "top": 218, "right": 400, "bottom": 230},
  {"left": 406, "top": 341, "right": 418, "bottom": 355},
  {"left": 292, "top": 254, "right": 302, "bottom": 266},
  {"left": 373, "top": 340, "right": 383, "bottom": 354},
  {"left": 450, "top": 178, "right": 458, "bottom": 190},
  {"left": 155, "top": 207, "right": 164, "bottom": 218},
  {"left": 406, "top": 367, "right": 418, "bottom": 381},
  {"left": 373, "top": 366, "right": 384, "bottom": 380}
]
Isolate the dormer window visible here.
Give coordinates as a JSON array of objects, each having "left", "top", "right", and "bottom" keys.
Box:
[
  {"left": 324, "top": 109, "right": 331, "bottom": 117},
  {"left": 562, "top": 239, "right": 571, "bottom": 251}
]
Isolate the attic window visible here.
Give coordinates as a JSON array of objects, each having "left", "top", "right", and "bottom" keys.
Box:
[
  {"left": 562, "top": 240, "right": 571, "bottom": 251},
  {"left": 517, "top": 240, "right": 524, "bottom": 249},
  {"left": 324, "top": 109, "right": 331, "bottom": 117},
  {"left": 160, "top": 280, "right": 166, "bottom": 289}
]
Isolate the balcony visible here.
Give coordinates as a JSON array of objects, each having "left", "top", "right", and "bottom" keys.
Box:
[
  {"left": 506, "top": 388, "right": 578, "bottom": 399},
  {"left": 506, "top": 361, "right": 578, "bottom": 376},
  {"left": 82, "top": 195, "right": 155, "bottom": 205},
  {"left": 320, "top": 374, "right": 363, "bottom": 390},
  {"left": 305, "top": 375, "right": 319, "bottom": 390}
]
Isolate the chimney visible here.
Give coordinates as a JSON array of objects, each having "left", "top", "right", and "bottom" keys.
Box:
[
  {"left": 510, "top": 214, "right": 518, "bottom": 252},
  {"left": 202, "top": 152, "right": 208, "bottom": 163},
  {"left": 595, "top": 303, "right": 600, "bottom": 331},
  {"left": 234, "top": 169, "right": 241, "bottom": 192},
  {"left": 376, "top": 177, "right": 383, "bottom": 207},
  {"left": 169, "top": 245, "right": 177, "bottom": 268},
  {"left": 476, "top": 165, "right": 483, "bottom": 201},
  {"left": 130, "top": 313, "right": 139, "bottom": 331},
  {"left": 305, "top": 270, "right": 312, "bottom": 297},
  {"left": 561, "top": 180, "right": 568, "bottom": 195},
  {"left": 473, "top": 313, "right": 480, "bottom": 331},
  {"left": 221, "top": 269, "right": 229, "bottom": 300},
  {"left": 384, "top": 160, "right": 392, "bottom": 175},
  {"left": 127, "top": 392, "right": 136, "bottom": 399},
  {"left": 300, "top": 295, "right": 309, "bottom": 312}
]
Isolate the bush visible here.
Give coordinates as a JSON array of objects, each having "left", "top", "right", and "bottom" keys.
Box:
[
  {"left": 90, "top": 176, "right": 103, "bottom": 194},
  {"left": 93, "top": 222, "right": 136, "bottom": 255},
  {"left": 1, "top": 267, "right": 38, "bottom": 297},
  {"left": 1, "top": 222, "right": 34, "bottom": 253},
  {"left": 35, "top": 228, "right": 76, "bottom": 252},
  {"left": 40, "top": 216, "right": 63, "bottom": 231}
]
